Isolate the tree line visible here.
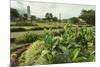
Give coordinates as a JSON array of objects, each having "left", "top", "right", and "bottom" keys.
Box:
[{"left": 10, "top": 8, "right": 95, "bottom": 25}]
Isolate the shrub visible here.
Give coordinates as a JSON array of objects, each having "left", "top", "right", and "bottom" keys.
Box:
[
  {"left": 11, "top": 27, "right": 26, "bottom": 32},
  {"left": 15, "top": 33, "right": 39, "bottom": 44}
]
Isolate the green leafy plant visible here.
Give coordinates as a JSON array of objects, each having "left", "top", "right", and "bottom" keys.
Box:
[
  {"left": 17, "top": 24, "right": 95, "bottom": 65},
  {"left": 15, "top": 32, "right": 39, "bottom": 44},
  {"left": 18, "top": 40, "right": 48, "bottom": 65}
]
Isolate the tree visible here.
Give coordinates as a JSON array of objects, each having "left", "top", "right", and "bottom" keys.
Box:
[
  {"left": 45, "top": 13, "right": 53, "bottom": 22},
  {"left": 49, "top": 13, "right": 53, "bottom": 19},
  {"left": 69, "top": 17, "right": 79, "bottom": 24},
  {"left": 53, "top": 17, "right": 58, "bottom": 21},
  {"left": 79, "top": 9, "right": 95, "bottom": 25},
  {"left": 23, "top": 13, "right": 28, "bottom": 21},
  {"left": 11, "top": 8, "right": 20, "bottom": 21},
  {"left": 31, "top": 15, "right": 36, "bottom": 22}
]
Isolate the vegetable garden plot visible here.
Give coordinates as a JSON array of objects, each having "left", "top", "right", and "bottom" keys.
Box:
[{"left": 10, "top": 0, "right": 95, "bottom": 66}]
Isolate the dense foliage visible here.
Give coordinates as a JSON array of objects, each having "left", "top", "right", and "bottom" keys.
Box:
[
  {"left": 11, "top": 8, "right": 20, "bottom": 21},
  {"left": 17, "top": 24, "right": 95, "bottom": 65},
  {"left": 69, "top": 17, "right": 79, "bottom": 24},
  {"left": 15, "top": 33, "right": 39, "bottom": 44},
  {"left": 79, "top": 9, "right": 95, "bottom": 25},
  {"left": 18, "top": 41, "right": 48, "bottom": 65}
]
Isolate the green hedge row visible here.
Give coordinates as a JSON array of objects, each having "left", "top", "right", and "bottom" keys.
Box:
[
  {"left": 10, "top": 22, "right": 38, "bottom": 26},
  {"left": 11, "top": 26, "right": 63, "bottom": 32},
  {"left": 11, "top": 27, "right": 27, "bottom": 32}
]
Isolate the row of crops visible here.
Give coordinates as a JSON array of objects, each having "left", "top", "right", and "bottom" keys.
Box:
[{"left": 14, "top": 24, "right": 95, "bottom": 66}]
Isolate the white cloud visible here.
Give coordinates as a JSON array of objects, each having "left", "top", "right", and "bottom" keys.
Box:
[{"left": 11, "top": 0, "right": 95, "bottom": 19}]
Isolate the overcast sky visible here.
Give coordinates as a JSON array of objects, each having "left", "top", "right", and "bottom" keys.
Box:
[{"left": 11, "top": 0, "right": 95, "bottom": 19}]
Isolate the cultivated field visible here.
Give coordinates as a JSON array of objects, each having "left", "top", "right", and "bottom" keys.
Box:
[{"left": 10, "top": 21, "right": 95, "bottom": 66}]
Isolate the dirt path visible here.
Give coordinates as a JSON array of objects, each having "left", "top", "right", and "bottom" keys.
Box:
[{"left": 10, "top": 44, "right": 30, "bottom": 66}]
